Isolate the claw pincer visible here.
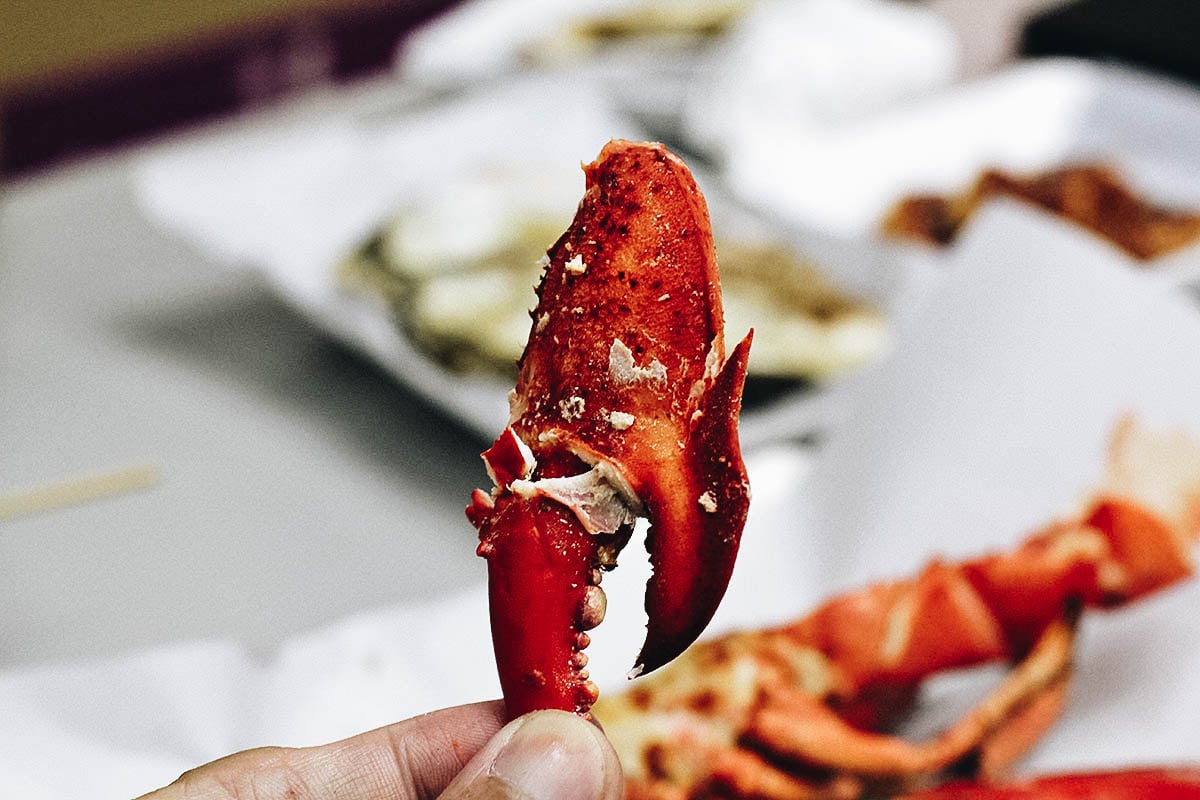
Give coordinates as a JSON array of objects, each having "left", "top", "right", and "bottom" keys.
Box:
[{"left": 467, "top": 140, "right": 752, "bottom": 719}]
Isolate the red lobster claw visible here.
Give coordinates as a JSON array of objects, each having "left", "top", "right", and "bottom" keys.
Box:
[{"left": 468, "top": 140, "right": 753, "bottom": 718}]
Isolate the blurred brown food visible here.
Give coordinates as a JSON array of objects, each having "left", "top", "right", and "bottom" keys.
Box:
[{"left": 881, "top": 163, "right": 1200, "bottom": 261}]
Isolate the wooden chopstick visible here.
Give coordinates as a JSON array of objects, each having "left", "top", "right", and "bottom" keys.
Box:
[{"left": 0, "top": 464, "right": 160, "bottom": 521}]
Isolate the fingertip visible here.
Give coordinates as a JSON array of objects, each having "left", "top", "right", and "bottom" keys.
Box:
[{"left": 439, "top": 709, "right": 624, "bottom": 800}]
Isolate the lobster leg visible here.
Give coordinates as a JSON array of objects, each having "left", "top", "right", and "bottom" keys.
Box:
[
  {"left": 598, "top": 418, "right": 1200, "bottom": 799},
  {"left": 744, "top": 613, "right": 1076, "bottom": 782},
  {"left": 469, "top": 140, "right": 752, "bottom": 719}
]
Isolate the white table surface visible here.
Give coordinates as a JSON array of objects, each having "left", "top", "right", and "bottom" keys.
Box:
[{"left": 0, "top": 79, "right": 495, "bottom": 669}]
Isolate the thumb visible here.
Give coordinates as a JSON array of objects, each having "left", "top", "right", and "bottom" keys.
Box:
[{"left": 438, "top": 710, "right": 624, "bottom": 800}]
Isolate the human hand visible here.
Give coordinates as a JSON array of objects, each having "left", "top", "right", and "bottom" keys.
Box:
[{"left": 137, "top": 700, "right": 624, "bottom": 800}]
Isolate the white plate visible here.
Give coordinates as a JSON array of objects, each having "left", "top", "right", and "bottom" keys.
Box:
[
  {"left": 724, "top": 57, "right": 1200, "bottom": 283},
  {"left": 393, "top": 0, "right": 746, "bottom": 134},
  {"left": 134, "top": 74, "right": 898, "bottom": 447}
]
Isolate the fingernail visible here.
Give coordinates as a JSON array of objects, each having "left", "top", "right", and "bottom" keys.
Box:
[
  {"left": 487, "top": 711, "right": 608, "bottom": 800},
  {"left": 439, "top": 709, "right": 618, "bottom": 800}
]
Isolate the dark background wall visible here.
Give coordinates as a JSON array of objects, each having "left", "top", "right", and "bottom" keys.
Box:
[{"left": 0, "top": 0, "right": 457, "bottom": 177}]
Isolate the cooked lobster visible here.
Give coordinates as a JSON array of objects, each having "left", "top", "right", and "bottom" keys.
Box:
[
  {"left": 464, "top": 139, "right": 1200, "bottom": 799},
  {"left": 467, "top": 140, "right": 753, "bottom": 719},
  {"left": 596, "top": 417, "right": 1200, "bottom": 799}
]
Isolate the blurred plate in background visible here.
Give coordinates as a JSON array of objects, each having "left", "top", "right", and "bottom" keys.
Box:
[
  {"left": 135, "top": 73, "right": 902, "bottom": 448},
  {"left": 724, "top": 57, "right": 1200, "bottom": 270}
]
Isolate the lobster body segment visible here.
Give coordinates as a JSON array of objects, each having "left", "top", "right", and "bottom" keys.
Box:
[{"left": 470, "top": 140, "right": 752, "bottom": 719}]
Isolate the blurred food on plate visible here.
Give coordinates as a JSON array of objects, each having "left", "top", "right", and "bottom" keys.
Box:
[
  {"left": 339, "top": 219, "right": 552, "bottom": 377},
  {"left": 395, "top": 0, "right": 751, "bottom": 90},
  {"left": 881, "top": 163, "right": 1200, "bottom": 261},
  {"left": 527, "top": 0, "right": 751, "bottom": 59},
  {"left": 335, "top": 165, "right": 573, "bottom": 377},
  {"left": 717, "top": 242, "right": 888, "bottom": 382},
  {"left": 717, "top": 60, "right": 1200, "bottom": 242},
  {"left": 337, "top": 170, "right": 888, "bottom": 387},
  {"left": 395, "top": 0, "right": 758, "bottom": 136}
]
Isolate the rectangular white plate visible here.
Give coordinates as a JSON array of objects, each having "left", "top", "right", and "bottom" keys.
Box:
[
  {"left": 725, "top": 57, "right": 1200, "bottom": 282},
  {"left": 134, "top": 73, "right": 898, "bottom": 447}
]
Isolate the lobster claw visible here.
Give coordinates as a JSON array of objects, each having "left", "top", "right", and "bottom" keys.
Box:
[{"left": 469, "top": 140, "right": 752, "bottom": 718}]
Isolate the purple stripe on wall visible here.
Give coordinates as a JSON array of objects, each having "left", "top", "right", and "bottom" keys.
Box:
[{"left": 1, "top": 2, "right": 456, "bottom": 177}]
